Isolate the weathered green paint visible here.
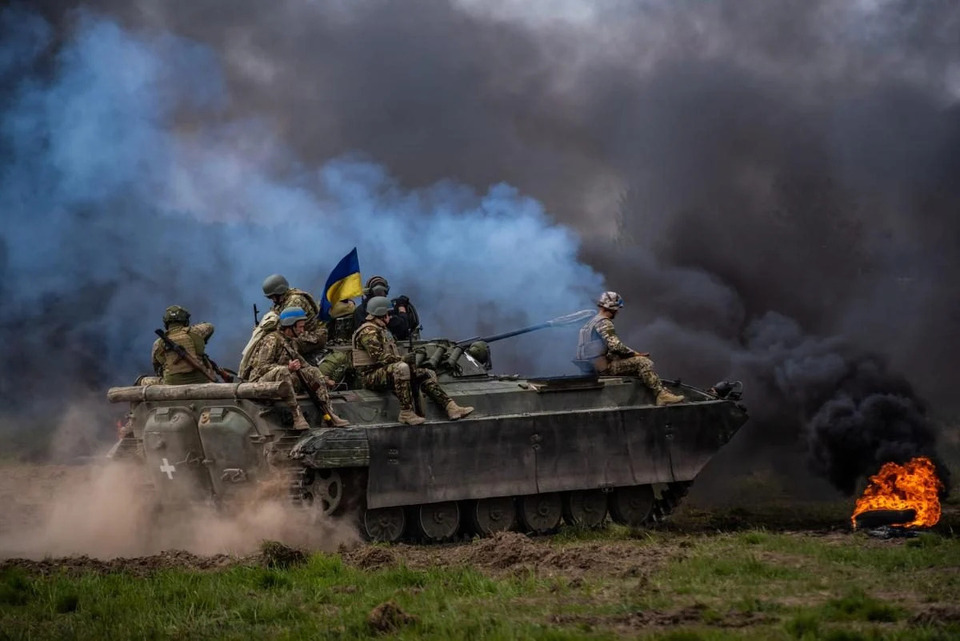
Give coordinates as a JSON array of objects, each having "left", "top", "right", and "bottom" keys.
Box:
[{"left": 108, "top": 340, "right": 748, "bottom": 512}]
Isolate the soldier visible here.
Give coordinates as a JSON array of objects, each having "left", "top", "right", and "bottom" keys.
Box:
[
  {"left": 325, "top": 299, "right": 358, "bottom": 344},
  {"left": 352, "top": 275, "right": 421, "bottom": 341},
  {"left": 352, "top": 296, "right": 473, "bottom": 425},
  {"left": 247, "top": 306, "right": 350, "bottom": 429},
  {"left": 261, "top": 274, "right": 327, "bottom": 357},
  {"left": 151, "top": 306, "right": 216, "bottom": 385},
  {"left": 577, "top": 291, "right": 684, "bottom": 406}
]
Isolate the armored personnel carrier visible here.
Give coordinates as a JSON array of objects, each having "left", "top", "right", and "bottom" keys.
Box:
[{"left": 107, "top": 315, "right": 748, "bottom": 542}]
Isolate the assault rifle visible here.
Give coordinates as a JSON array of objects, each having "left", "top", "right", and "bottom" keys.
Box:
[{"left": 153, "top": 329, "right": 234, "bottom": 383}]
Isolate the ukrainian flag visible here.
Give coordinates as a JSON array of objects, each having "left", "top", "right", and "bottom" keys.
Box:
[{"left": 320, "top": 247, "right": 363, "bottom": 319}]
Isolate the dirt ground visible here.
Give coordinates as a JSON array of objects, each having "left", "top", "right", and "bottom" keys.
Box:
[{"left": 1, "top": 461, "right": 957, "bottom": 576}]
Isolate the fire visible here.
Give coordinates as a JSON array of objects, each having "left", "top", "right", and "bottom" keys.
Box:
[{"left": 852, "top": 456, "right": 943, "bottom": 528}]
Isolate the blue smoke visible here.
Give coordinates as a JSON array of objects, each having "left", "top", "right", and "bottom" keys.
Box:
[{"left": 0, "top": 9, "right": 602, "bottom": 422}]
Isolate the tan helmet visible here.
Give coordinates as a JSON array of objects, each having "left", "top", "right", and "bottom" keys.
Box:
[
  {"left": 330, "top": 299, "right": 357, "bottom": 319},
  {"left": 597, "top": 291, "right": 623, "bottom": 311}
]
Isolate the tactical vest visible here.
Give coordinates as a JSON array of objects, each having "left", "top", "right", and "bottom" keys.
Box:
[
  {"left": 576, "top": 314, "right": 608, "bottom": 361},
  {"left": 351, "top": 321, "right": 398, "bottom": 367},
  {"left": 160, "top": 325, "right": 209, "bottom": 383},
  {"left": 276, "top": 289, "right": 320, "bottom": 319}
]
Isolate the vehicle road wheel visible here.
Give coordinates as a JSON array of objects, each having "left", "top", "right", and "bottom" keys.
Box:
[
  {"left": 518, "top": 493, "right": 563, "bottom": 534},
  {"left": 363, "top": 506, "right": 407, "bottom": 542},
  {"left": 416, "top": 502, "right": 461, "bottom": 542},
  {"left": 609, "top": 485, "right": 655, "bottom": 527},
  {"left": 471, "top": 497, "right": 516, "bottom": 536},
  {"left": 304, "top": 469, "right": 343, "bottom": 519},
  {"left": 563, "top": 490, "right": 608, "bottom": 528}
]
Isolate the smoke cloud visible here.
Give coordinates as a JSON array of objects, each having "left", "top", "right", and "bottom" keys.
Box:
[{"left": 2, "top": 1, "right": 957, "bottom": 493}]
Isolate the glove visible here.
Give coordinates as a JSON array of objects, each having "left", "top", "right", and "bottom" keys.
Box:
[{"left": 402, "top": 352, "right": 418, "bottom": 366}]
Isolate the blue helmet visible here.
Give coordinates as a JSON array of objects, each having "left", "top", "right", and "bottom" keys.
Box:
[{"left": 279, "top": 306, "right": 308, "bottom": 327}]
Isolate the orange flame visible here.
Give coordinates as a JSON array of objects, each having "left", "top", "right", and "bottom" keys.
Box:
[{"left": 851, "top": 456, "right": 943, "bottom": 528}]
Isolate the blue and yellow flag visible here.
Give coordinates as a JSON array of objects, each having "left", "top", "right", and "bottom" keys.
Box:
[{"left": 320, "top": 247, "right": 363, "bottom": 320}]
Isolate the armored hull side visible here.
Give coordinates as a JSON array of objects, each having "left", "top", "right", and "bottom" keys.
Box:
[{"left": 108, "top": 374, "right": 747, "bottom": 542}]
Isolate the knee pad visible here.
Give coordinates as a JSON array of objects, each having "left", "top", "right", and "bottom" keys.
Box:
[{"left": 392, "top": 361, "right": 411, "bottom": 381}]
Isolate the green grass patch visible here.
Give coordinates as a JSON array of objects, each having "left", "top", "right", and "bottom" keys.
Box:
[{"left": 3, "top": 527, "right": 960, "bottom": 640}]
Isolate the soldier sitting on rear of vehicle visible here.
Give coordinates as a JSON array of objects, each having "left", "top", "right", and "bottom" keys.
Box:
[
  {"left": 151, "top": 306, "right": 216, "bottom": 385},
  {"left": 352, "top": 296, "right": 473, "bottom": 425},
  {"left": 577, "top": 291, "right": 684, "bottom": 406},
  {"left": 352, "top": 275, "right": 421, "bottom": 341},
  {"left": 261, "top": 273, "right": 327, "bottom": 358},
  {"left": 246, "top": 306, "right": 350, "bottom": 429},
  {"left": 324, "top": 299, "right": 358, "bottom": 345}
]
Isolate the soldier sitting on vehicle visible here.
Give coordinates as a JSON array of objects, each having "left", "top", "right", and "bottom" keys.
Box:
[
  {"left": 246, "top": 306, "right": 350, "bottom": 429},
  {"left": 151, "top": 306, "right": 216, "bottom": 385},
  {"left": 576, "top": 291, "right": 684, "bottom": 406},
  {"left": 352, "top": 275, "right": 421, "bottom": 341},
  {"left": 261, "top": 274, "right": 327, "bottom": 358},
  {"left": 352, "top": 296, "right": 473, "bottom": 425}
]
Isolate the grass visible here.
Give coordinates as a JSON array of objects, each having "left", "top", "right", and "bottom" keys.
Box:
[{"left": 2, "top": 528, "right": 959, "bottom": 641}]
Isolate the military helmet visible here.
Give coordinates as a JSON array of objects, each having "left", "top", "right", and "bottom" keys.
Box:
[
  {"left": 365, "top": 275, "right": 390, "bottom": 297},
  {"left": 262, "top": 274, "right": 290, "bottom": 297},
  {"left": 366, "top": 296, "right": 391, "bottom": 318},
  {"left": 330, "top": 299, "right": 357, "bottom": 319},
  {"left": 466, "top": 340, "right": 490, "bottom": 364},
  {"left": 163, "top": 305, "right": 190, "bottom": 325},
  {"left": 279, "top": 306, "right": 307, "bottom": 327},
  {"left": 597, "top": 291, "right": 624, "bottom": 311}
]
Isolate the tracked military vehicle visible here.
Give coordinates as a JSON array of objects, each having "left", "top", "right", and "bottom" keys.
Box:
[{"left": 107, "top": 314, "right": 748, "bottom": 542}]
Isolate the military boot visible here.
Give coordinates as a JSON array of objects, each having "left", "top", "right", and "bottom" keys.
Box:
[
  {"left": 326, "top": 411, "right": 350, "bottom": 428},
  {"left": 291, "top": 406, "right": 310, "bottom": 430},
  {"left": 445, "top": 401, "right": 475, "bottom": 420},
  {"left": 398, "top": 409, "right": 426, "bottom": 426},
  {"left": 655, "top": 389, "right": 685, "bottom": 406}
]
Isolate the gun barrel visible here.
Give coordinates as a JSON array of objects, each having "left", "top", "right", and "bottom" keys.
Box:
[{"left": 458, "top": 322, "right": 550, "bottom": 346}]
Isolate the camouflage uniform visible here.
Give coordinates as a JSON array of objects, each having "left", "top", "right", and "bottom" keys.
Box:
[
  {"left": 352, "top": 321, "right": 451, "bottom": 411},
  {"left": 269, "top": 288, "right": 327, "bottom": 356},
  {"left": 151, "top": 322, "right": 215, "bottom": 385},
  {"left": 246, "top": 330, "right": 332, "bottom": 411},
  {"left": 578, "top": 314, "right": 666, "bottom": 393}
]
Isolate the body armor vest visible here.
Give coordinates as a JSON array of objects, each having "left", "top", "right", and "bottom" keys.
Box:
[
  {"left": 351, "top": 321, "right": 399, "bottom": 367},
  {"left": 161, "top": 325, "right": 207, "bottom": 375},
  {"left": 576, "top": 314, "right": 608, "bottom": 361}
]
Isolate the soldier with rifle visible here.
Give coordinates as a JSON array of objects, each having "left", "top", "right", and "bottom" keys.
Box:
[
  {"left": 246, "top": 306, "right": 349, "bottom": 429},
  {"left": 151, "top": 306, "right": 229, "bottom": 385},
  {"left": 352, "top": 296, "right": 473, "bottom": 426},
  {"left": 261, "top": 274, "right": 327, "bottom": 358}
]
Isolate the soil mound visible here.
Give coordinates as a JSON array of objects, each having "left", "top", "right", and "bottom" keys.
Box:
[
  {"left": 346, "top": 545, "right": 398, "bottom": 570},
  {"left": 0, "top": 549, "right": 240, "bottom": 577},
  {"left": 368, "top": 600, "right": 417, "bottom": 633}
]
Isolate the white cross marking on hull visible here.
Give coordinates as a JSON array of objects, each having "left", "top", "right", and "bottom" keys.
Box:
[{"left": 160, "top": 458, "right": 176, "bottom": 480}]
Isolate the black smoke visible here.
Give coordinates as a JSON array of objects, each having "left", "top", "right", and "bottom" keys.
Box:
[{"left": 1, "top": 1, "right": 957, "bottom": 492}]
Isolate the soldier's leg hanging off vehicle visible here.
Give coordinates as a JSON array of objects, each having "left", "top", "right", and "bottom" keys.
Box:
[
  {"left": 388, "top": 362, "right": 426, "bottom": 426},
  {"left": 415, "top": 368, "right": 474, "bottom": 420},
  {"left": 608, "top": 356, "right": 684, "bottom": 406}
]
